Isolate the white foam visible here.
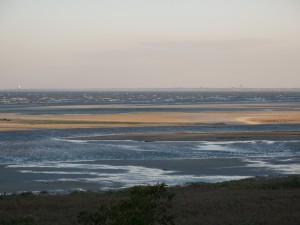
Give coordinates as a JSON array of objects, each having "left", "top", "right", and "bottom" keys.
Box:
[
  {"left": 196, "top": 143, "right": 239, "bottom": 152},
  {"left": 61, "top": 139, "right": 89, "bottom": 143},
  {"left": 244, "top": 159, "right": 300, "bottom": 174},
  {"left": 19, "top": 170, "right": 102, "bottom": 175},
  {"left": 9, "top": 162, "right": 252, "bottom": 187},
  {"left": 103, "top": 144, "right": 156, "bottom": 152}
]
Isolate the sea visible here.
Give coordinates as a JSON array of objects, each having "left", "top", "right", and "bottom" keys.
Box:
[{"left": 0, "top": 91, "right": 299, "bottom": 192}]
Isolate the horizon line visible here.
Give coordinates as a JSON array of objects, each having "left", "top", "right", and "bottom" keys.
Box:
[{"left": 1, "top": 87, "right": 300, "bottom": 91}]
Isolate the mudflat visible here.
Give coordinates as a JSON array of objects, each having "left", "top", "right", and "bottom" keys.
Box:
[{"left": 66, "top": 131, "right": 300, "bottom": 142}]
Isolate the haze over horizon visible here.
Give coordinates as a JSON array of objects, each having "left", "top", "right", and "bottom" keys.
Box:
[{"left": 1, "top": 0, "right": 300, "bottom": 89}]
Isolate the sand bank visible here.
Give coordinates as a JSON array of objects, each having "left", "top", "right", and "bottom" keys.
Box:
[{"left": 0, "top": 109, "right": 299, "bottom": 131}]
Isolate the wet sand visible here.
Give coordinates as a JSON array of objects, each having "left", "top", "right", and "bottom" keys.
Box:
[{"left": 66, "top": 131, "right": 300, "bottom": 142}]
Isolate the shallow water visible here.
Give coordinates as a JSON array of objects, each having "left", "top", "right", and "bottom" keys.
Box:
[
  {"left": 1, "top": 124, "right": 300, "bottom": 164},
  {"left": 0, "top": 124, "right": 299, "bottom": 192}
]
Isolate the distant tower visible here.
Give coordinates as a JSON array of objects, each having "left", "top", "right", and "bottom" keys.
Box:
[{"left": 18, "top": 84, "right": 21, "bottom": 90}]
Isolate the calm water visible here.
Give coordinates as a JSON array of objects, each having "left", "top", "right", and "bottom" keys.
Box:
[{"left": 0, "top": 91, "right": 299, "bottom": 192}]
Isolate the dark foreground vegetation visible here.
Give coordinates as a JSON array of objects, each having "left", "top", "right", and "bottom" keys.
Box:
[{"left": 1, "top": 176, "right": 300, "bottom": 225}]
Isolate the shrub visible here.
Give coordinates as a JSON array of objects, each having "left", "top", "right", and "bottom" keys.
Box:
[{"left": 78, "top": 183, "right": 175, "bottom": 225}]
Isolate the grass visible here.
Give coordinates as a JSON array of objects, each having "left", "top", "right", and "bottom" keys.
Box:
[{"left": 0, "top": 176, "right": 300, "bottom": 225}]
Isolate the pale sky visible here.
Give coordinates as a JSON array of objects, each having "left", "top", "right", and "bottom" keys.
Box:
[{"left": 1, "top": 0, "right": 300, "bottom": 89}]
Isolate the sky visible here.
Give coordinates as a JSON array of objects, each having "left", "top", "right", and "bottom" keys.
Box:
[{"left": 0, "top": 0, "right": 300, "bottom": 89}]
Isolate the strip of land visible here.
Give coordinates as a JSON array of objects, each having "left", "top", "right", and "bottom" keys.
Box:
[
  {"left": 65, "top": 131, "right": 300, "bottom": 142},
  {"left": 0, "top": 109, "right": 300, "bottom": 131}
]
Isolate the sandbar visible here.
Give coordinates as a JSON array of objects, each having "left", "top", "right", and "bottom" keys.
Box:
[
  {"left": 0, "top": 111, "right": 299, "bottom": 131},
  {"left": 65, "top": 131, "right": 300, "bottom": 142},
  {"left": 0, "top": 104, "right": 299, "bottom": 131}
]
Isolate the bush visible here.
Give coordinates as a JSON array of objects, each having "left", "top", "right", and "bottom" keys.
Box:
[{"left": 78, "top": 183, "right": 175, "bottom": 225}]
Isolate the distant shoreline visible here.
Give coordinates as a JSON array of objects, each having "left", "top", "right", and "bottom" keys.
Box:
[{"left": 1, "top": 88, "right": 300, "bottom": 92}]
